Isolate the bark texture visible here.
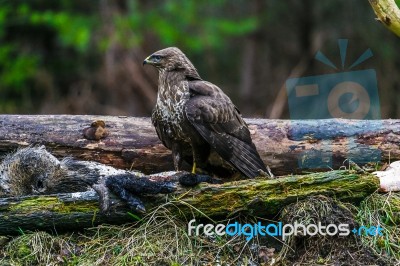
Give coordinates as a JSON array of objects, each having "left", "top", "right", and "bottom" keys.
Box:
[{"left": 0, "top": 115, "right": 399, "bottom": 175}]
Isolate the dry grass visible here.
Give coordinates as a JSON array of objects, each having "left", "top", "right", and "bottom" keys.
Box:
[
  {"left": 0, "top": 202, "right": 267, "bottom": 265},
  {"left": 0, "top": 194, "right": 399, "bottom": 265},
  {"left": 2, "top": 231, "right": 74, "bottom": 265},
  {"left": 277, "top": 195, "right": 389, "bottom": 265},
  {"left": 357, "top": 192, "right": 400, "bottom": 262}
]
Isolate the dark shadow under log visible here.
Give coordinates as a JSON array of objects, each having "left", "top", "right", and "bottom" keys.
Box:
[{"left": 0, "top": 170, "right": 379, "bottom": 235}]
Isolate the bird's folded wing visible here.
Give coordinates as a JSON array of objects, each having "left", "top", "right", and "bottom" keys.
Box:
[{"left": 185, "top": 81, "right": 266, "bottom": 177}]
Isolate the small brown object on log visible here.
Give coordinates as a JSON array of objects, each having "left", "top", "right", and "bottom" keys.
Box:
[{"left": 83, "top": 120, "right": 109, "bottom": 140}]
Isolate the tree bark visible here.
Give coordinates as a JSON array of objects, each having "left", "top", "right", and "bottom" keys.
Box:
[
  {"left": 0, "top": 115, "right": 399, "bottom": 175},
  {"left": 369, "top": 0, "right": 400, "bottom": 37},
  {"left": 0, "top": 170, "right": 379, "bottom": 235}
]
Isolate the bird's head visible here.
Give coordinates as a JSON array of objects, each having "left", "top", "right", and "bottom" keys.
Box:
[{"left": 143, "top": 47, "right": 200, "bottom": 79}]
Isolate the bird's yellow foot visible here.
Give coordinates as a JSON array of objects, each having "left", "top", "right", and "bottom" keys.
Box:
[{"left": 191, "top": 162, "right": 197, "bottom": 174}]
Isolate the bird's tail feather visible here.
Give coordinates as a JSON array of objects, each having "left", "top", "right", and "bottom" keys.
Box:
[
  {"left": 193, "top": 123, "right": 267, "bottom": 178},
  {"left": 228, "top": 137, "right": 267, "bottom": 178}
]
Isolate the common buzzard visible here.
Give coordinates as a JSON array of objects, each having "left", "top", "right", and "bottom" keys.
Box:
[{"left": 143, "top": 47, "right": 267, "bottom": 178}]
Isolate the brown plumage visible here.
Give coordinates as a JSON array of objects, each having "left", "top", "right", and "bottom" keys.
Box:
[{"left": 143, "top": 47, "right": 267, "bottom": 178}]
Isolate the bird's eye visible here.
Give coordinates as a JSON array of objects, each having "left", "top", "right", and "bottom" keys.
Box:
[{"left": 152, "top": 55, "right": 162, "bottom": 61}]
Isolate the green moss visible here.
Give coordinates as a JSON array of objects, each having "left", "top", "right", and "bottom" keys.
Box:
[
  {"left": 172, "top": 170, "right": 379, "bottom": 217},
  {"left": 9, "top": 197, "right": 60, "bottom": 212},
  {"left": 8, "top": 196, "right": 99, "bottom": 214}
]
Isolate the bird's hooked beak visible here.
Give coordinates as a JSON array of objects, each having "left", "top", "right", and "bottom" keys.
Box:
[
  {"left": 143, "top": 56, "right": 151, "bottom": 66},
  {"left": 143, "top": 54, "right": 162, "bottom": 66}
]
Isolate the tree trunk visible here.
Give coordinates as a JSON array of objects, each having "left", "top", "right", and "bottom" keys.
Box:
[
  {"left": 0, "top": 115, "right": 399, "bottom": 175},
  {"left": 0, "top": 170, "right": 379, "bottom": 235},
  {"left": 369, "top": 0, "right": 400, "bottom": 37}
]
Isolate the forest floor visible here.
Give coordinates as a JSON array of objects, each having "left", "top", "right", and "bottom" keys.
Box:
[{"left": 0, "top": 192, "right": 398, "bottom": 265}]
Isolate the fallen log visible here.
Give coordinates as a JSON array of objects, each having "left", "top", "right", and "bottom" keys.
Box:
[
  {"left": 0, "top": 170, "right": 379, "bottom": 235},
  {"left": 0, "top": 115, "right": 399, "bottom": 175}
]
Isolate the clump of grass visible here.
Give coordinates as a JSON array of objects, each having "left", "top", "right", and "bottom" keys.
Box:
[
  {"left": 4, "top": 231, "right": 74, "bottom": 266},
  {"left": 77, "top": 204, "right": 201, "bottom": 265},
  {"left": 357, "top": 191, "right": 400, "bottom": 262},
  {"left": 277, "top": 195, "right": 389, "bottom": 265},
  {"left": 75, "top": 202, "right": 268, "bottom": 265},
  {"left": 0, "top": 202, "right": 269, "bottom": 265}
]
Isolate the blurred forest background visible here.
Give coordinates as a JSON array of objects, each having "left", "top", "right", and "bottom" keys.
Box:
[{"left": 0, "top": 0, "right": 399, "bottom": 118}]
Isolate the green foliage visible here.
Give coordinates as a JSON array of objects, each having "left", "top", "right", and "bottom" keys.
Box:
[
  {"left": 0, "top": 0, "right": 257, "bottom": 113},
  {"left": 0, "top": 2, "right": 97, "bottom": 112},
  {"left": 0, "top": 45, "right": 38, "bottom": 90},
  {"left": 142, "top": 0, "right": 258, "bottom": 52},
  {"left": 2, "top": 0, "right": 396, "bottom": 116},
  {"left": 29, "top": 11, "right": 93, "bottom": 52}
]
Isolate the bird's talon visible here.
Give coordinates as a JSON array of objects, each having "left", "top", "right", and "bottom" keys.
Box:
[{"left": 191, "top": 162, "right": 196, "bottom": 174}]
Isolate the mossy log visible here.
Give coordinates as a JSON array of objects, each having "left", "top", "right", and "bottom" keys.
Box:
[
  {"left": 0, "top": 170, "right": 379, "bottom": 235},
  {"left": 0, "top": 115, "right": 400, "bottom": 175}
]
